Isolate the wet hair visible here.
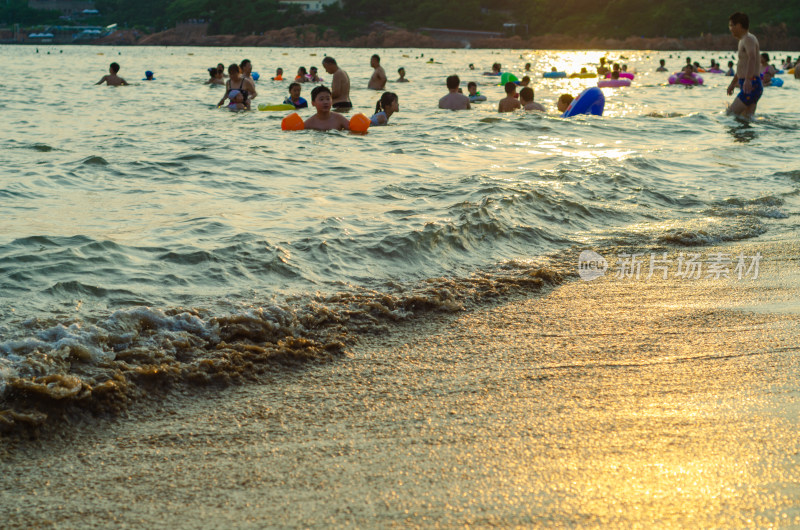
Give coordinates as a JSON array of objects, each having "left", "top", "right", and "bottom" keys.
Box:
[
  {"left": 686, "top": 57, "right": 692, "bottom": 64},
  {"left": 504, "top": 81, "right": 517, "bottom": 94},
  {"left": 728, "top": 60, "right": 734, "bottom": 67},
  {"left": 730, "top": 12, "right": 749, "bottom": 30},
  {"left": 558, "top": 94, "right": 574, "bottom": 106},
  {"left": 446, "top": 75, "right": 460, "bottom": 89},
  {"left": 611, "top": 70, "right": 620, "bottom": 79},
  {"left": 297, "top": 66, "right": 307, "bottom": 75},
  {"left": 492, "top": 62, "right": 501, "bottom": 71},
  {"left": 612, "top": 63, "right": 620, "bottom": 71},
  {"left": 519, "top": 87, "right": 534, "bottom": 102},
  {"left": 580, "top": 67, "right": 588, "bottom": 73},
  {"left": 525, "top": 62, "right": 531, "bottom": 69},
  {"left": 621, "top": 64, "right": 628, "bottom": 71},
  {"left": 310, "top": 66, "right": 317, "bottom": 72},
  {"left": 375, "top": 92, "right": 397, "bottom": 114},
  {"left": 110, "top": 62, "right": 120, "bottom": 73},
  {"left": 311, "top": 85, "right": 330, "bottom": 102},
  {"left": 659, "top": 59, "right": 665, "bottom": 65},
  {"left": 467, "top": 81, "right": 477, "bottom": 89},
  {"left": 240, "top": 59, "right": 251, "bottom": 69},
  {"left": 228, "top": 63, "right": 240, "bottom": 75},
  {"left": 288, "top": 82, "right": 300, "bottom": 93},
  {"left": 551, "top": 66, "right": 557, "bottom": 71},
  {"left": 208, "top": 66, "right": 217, "bottom": 76},
  {"left": 322, "top": 57, "right": 337, "bottom": 66},
  {"left": 371, "top": 54, "right": 380, "bottom": 63},
  {"left": 398, "top": 67, "right": 405, "bottom": 74},
  {"left": 761, "top": 52, "right": 769, "bottom": 61},
  {"left": 521, "top": 76, "right": 530, "bottom": 84}
]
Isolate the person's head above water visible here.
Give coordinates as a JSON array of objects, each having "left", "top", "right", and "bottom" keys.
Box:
[
  {"left": 228, "top": 63, "right": 240, "bottom": 77},
  {"left": 446, "top": 75, "right": 460, "bottom": 90},
  {"left": 519, "top": 87, "right": 534, "bottom": 103},
  {"left": 504, "top": 81, "right": 517, "bottom": 95},
  {"left": 109, "top": 62, "right": 120, "bottom": 74},
  {"left": 375, "top": 91, "right": 398, "bottom": 114},
  {"left": 311, "top": 85, "right": 331, "bottom": 103},
  {"left": 144, "top": 70, "right": 154, "bottom": 80},
  {"left": 557, "top": 93, "right": 574, "bottom": 113},
  {"left": 659, "top": 59, "right": 665, "bottom": 66},
  {"left": 467, "top": 81, "right": 477, "bottom": 94}
]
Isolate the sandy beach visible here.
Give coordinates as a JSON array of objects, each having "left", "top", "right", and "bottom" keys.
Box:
[{"left": 2, "top": 236, "right": 798, "bottom": 527}]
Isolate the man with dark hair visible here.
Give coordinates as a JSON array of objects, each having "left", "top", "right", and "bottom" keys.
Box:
[
  {"left": 438, "top": 75, "right": 470, "bottom": 110},
  {"left": 322, "top": 56, "right": 351, "bottom": 110},
  {"left": 726, "top": 11, "right": 762, "bottom": 118},
  {"left": 95, "top": 62, "right": 128, "bottom": 86},
  {"left": 368, "top": 54, "right": 386, "bottom": 90}
]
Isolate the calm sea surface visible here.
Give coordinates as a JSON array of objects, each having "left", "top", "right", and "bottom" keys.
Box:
[{"left": 0, "top": 45, "right": 797, "bottom": 416}]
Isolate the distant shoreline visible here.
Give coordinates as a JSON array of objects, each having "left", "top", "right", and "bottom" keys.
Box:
[{"left": 22, "top": 25, "right": 794, "bottom": 51}]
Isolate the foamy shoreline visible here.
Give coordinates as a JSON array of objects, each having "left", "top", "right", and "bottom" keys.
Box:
[{"left": 2, "top": 236, "right": 798, "bottom": 527}]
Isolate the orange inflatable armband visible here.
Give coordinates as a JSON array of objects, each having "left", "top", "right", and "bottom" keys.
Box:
[{"left": 281, "top": 112, "right": 305, "bottom": 131}]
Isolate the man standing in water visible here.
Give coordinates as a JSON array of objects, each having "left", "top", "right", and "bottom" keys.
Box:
[
  {"left": 368, "top": 54, "right": 387, "bottom": 90},
  {"left": 95, "top": 62, "right": 128, "bottom": 86},
  {"left": 322, "top": 56, "right": 352, "bottom": 111},
  {"left": 726, "top": 12, "right": 762, "bottom": 119}
]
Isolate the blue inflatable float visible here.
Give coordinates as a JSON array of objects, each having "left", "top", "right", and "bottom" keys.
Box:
[
  {"left": 769, "top": 77, "right": 784, "bottom": 87},
  {"left": 562, "top": 87, "right": 605, "bottom": 118},
  {"left": 543, "top": 71, "right": 567, "bottom": 79}
]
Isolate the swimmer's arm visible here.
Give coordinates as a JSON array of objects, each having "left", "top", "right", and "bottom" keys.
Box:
[
  {"left": 246, "top": 78, "right": 257, "bottom": 99},
  {"left": 95, "top": 75, "right": 108, "bottom": 85}
]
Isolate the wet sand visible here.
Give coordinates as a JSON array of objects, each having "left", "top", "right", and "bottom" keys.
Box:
[{"left": 2, "top": 238, "right": 799, "bottom": 527}]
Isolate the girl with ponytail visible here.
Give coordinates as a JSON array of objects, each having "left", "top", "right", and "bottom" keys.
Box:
[{"left": 370, "top": 92, "right": 398, "bottom": 126}]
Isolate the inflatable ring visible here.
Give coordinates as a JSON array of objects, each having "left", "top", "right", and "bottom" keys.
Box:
[
  {"left": 500, "top": 72, "right": 519, "bottom": 85},
  {"left": 598, "top": 78, "right": 631, "bottom": 87},
  {"left": 768, "top": 77, "right": 784, "bottom": 87},
  {"left": 543, "top": 71, "right": 567, "bottom": 79},
  {"left": 562, "top": 86, "right": 605, "bottom": 118},
  {"left": 604, "top": 72, "right": 634, "bottom": 80},
  {"left": 569, "top": 72, "right": 597, "bottom": 79},
  {"left": 707, "top": 68, "right": 724, "bottom": 74},
  {"left": 259, "top": 103, "right": 296, "bottom": 111},
  {"left": 668, "top": 75, "right": 703, "bottom": 85}
]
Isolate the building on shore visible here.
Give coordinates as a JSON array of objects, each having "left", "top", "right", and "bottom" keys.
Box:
[{"left": 278, "top": 0, "right": 340, "bottom": 14}]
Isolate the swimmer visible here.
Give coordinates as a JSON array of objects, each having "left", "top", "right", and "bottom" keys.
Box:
[
  {"left": 498, "top": 81, "right": 521, "bottom": 113},
  {"left": 484, "top": 62, "right": 501, "bottom": 76},
  {"left": 727, "top": 11, "right": 762, "bottom": 119},
  {"left": 760, "top": 52, "right": 777, "bottom": 86},
  {"left": 396, "top": 67, "right": 409, "bottom": 83},
  {"left": 677, "top": 64, "right": 699, "bottom": 83},
  {"left": 307, "top": 66, "right": 322, "bottom": 82},
  {"left": 283, "top": 82, "right": 308, "bottom": 109},
  {"left": 370, "top": 92, "right": 398, "bottom": 126},
  {"left": 519, "top": 76, "right": 531, "bottom": 87},
  {"left": 657, "top": 59, "right": 668, "bottom": 72},
  {"left": 524, "top": 62, "right": 531, "bottom": 72},
  {"left": 216, "top": 63, "right": 256, "bottom": 108},
  {"left": 143, "top": 70, "right": 155, "bottom": 81},
  {"left": 519, "top": 87, "right": 545, "bottom": 112},
  {"left": 205, "top": 67, "right": 224, "bottom": 85},
  {"left": 597, "top": 57, "right": 609, "bottom": 76},
  {"left": 468, "top": 63, "right": 475, "bottom": 70},
  {"left": 240, "top": 59, "right": 253, "bottom": 80},
  {"left": 438, "top": 75, "right": 470, "bottom": 110},
  {"left": 95, "top": 62, "right": 128, "bottom": 86},
  {"left": 466, "top": 81, "right": 486, "bottom": 103},
  {"left": 226, "top": 89, "right": 247, "bottom": 111},
  {"left": 272, "top": 67, "right": 284, "bottom": 81},
  {"left": 726, "top": 60, "right": 735, "bottom": 76},
  {"left": 322, "top": 57, "right": 351, "bottom": 111},
  {"left": 217, "top": 63, "right": 227, "bottom": 77},
  {"left": 557, "top": 94, "right": 574, "bottom": 113},
  {"left": 368, "top": 54, "right": 387, "bottom": 90},
  {"left": 295, "top": 66, "right": 309, "bottom": 82},
  {"left": 303, "top": 85, "right": 350, "bottom": 131}
]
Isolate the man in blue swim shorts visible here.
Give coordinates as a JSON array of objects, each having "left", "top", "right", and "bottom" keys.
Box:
[{"left": 726, "top": 11, "right": 762, "bottom": 118}]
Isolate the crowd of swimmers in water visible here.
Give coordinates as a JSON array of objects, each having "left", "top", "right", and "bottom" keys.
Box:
[{"left": 94, "top": 13, "right": 799, "bottom": 128}]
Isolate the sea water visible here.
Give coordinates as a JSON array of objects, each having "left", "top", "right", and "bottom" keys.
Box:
[{"left": 0, "top": 46, "right": 798, "bottom": 424}]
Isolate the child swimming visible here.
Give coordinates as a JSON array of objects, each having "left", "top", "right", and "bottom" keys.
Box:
[
  {"left": 304, "top": 86, "right": 350, "bottom": 131},
  {"left": 370, "top": 92, "right": 398, "bottom": 126},
  {"left": 467, "top": 81, "right": 486, "bottom": 103},
  {"left": 284, "top": 83, "right": 308, "bottom": 109}
]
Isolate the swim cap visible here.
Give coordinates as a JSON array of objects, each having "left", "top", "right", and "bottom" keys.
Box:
[{"left": 145, "top": 70, "right": 153, "bottom": 77}]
